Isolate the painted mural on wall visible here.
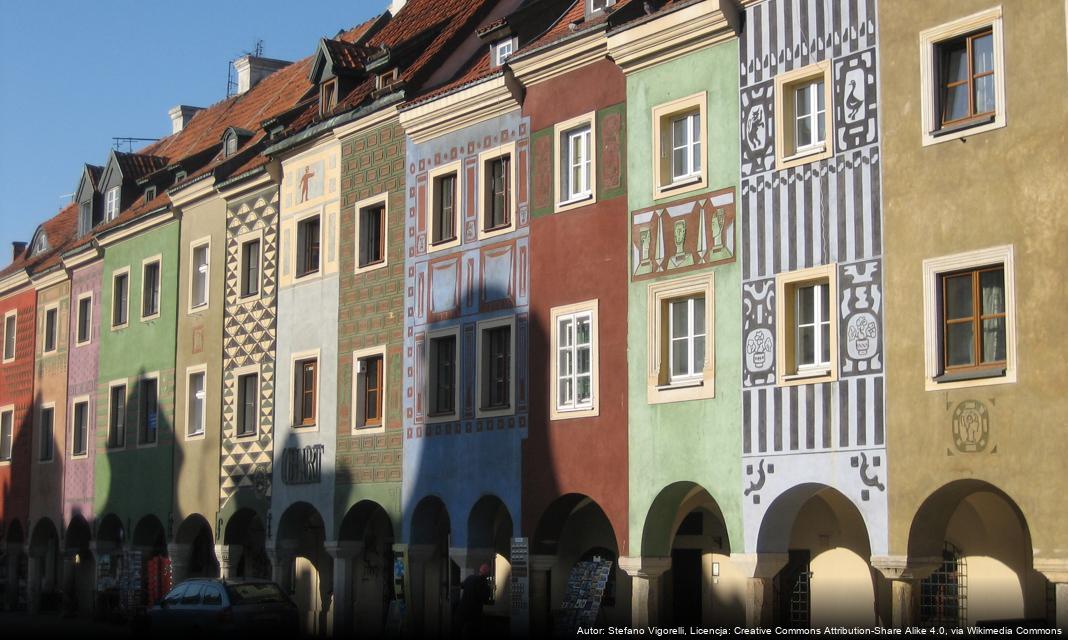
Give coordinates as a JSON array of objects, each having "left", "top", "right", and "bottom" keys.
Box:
[
  {"left": 629, "top": 188, "right": 736, "bottom": 281},
  {"left": 738, "top": 0, "right": 886, "bottom": 548},
  {"left": 220, "top": 188, "right": 279, "bottom": 507}
]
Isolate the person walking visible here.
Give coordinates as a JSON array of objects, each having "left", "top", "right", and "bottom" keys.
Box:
[{"left": 459, "top": 563, "right": 492, "bottom": 638}]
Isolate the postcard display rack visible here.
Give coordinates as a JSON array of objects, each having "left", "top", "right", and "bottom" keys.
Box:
[{"left": 554, "top": 557, "right": 614, "bottom": 636}]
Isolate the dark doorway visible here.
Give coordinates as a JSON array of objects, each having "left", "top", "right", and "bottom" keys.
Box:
[
  {"left": 776, "top": 549, "right": 811, "bottom": 627},
  {"left": 672, "top": 548, "right": 702, "bottom": 625}
]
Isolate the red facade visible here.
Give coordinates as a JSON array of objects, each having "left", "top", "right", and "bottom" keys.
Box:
[{"left": 0, "top": 286, "right": 37, "bottom": 540}]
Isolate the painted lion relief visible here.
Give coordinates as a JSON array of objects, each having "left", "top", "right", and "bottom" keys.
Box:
[
  {"left": 629, "top": 188, "right": 736, "bottom": 281},
  {"left": 741, "top": 82, "right": 775, "bottom": 177},
  {"left": 840, "top": 260, "right": 883, "bottom": 375}
]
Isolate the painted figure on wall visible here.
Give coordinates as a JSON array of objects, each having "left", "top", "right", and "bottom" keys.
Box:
[{"left": 668, "top": 220, "right": 694, "bottom": 269}]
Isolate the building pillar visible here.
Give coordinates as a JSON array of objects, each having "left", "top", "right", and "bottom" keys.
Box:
[
  {"left": 214, "top": 544, "right": 244, "bottom": 580},
  {"left": 27, "top": 550, "right": 42, "bottom": 613},
  {"left": 529, "top": 554, "right": 556, "bottom": 637},
  {"left": 325, "top": 541, "right": 361, "bottom": 637},
  {"left": 167, "top": 543, "right": 191, "bottom": 584},
  {"left": 619, "top": 556, "right": 672, "bottom": 627},
  {"left": 1035, "top": 559, "right": 1068, "bottom": 630},
  {"left": 872, "top": 555, "right": 940, "bottom": 628},
  {"left": 269, "top": 546, "right": 295, "bottom": 593},
  {"left": 407, "top": 544, "right": 437, "bottom": 637},
  {"left": 732, "top": 552, "right": 788, "bottom": 627}
]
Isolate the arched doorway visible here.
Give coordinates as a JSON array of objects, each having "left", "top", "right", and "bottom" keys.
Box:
[
  {"left": 3, "top": 519, "right": 28, "bottom": 611},
  {"left": 131, "top": 515, "right": 170, "bottom": 607},
  {"left": 408, "top": 495, "right": 453, "bottom": 637},
  {"left": 174, "top": 514, "right": 219, "bottom": 582},
  {"left": 28, "top": 517, "right": 61, "bottom": 612},
  {"left": 758, "top": 484, "right": 876, "bottom": 627},
  {"left": 337, "top": 500, "right": 395, "bottom": 636},
  {"left": 466, "top": 495, "right": 513, "bottom": 634},
  {"left": 63, "top": 515, "right": 94, "bottom": 617},
  {"left": 94, "top": 514, "right": 125, "bottom": 619},
  {"left": 642, "top": 482, "right": 744, "bottom": 627},
  {"left": 222, "top": 508, "right": 271, "bottom": 580},
  {"left": 532, "top": 493, "right": 628, "bottom": 634},
  {"left": 276, "top": 501, "right": 330, "bottom": 636},
  {"left": 907, "top": 480, "right": 1044, "bottom": 626}
]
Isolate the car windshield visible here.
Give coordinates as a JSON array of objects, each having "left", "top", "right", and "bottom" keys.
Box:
[{"left": 226, "top": 582, "right": 288, "bottom": 605}]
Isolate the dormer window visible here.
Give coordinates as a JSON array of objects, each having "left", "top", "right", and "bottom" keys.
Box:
[
  {"left": 29, "top": 232, "right": 48, "bottom": 257},
  {"left": 376, "top": 69, "right": 398, "bottom": 92},
  {"left": 174, "top": 170, "right": 187, "bottom": 186},
  {"left": 493, "top": 38, "right": 517, "bottom": 67},
  {"left": 224, "top": 133, "right": 238, "bottom": 157},
  {"left": 79, "top": 202, "right": 93, "bottom": 236},
  {"left": 588, "top": 0, "right": 616, "bottom": 16},
  {"left": 144, "top": 186, "right": 157, "bottom": 203},
  {"left": 320, "top": 78, "right": 338, "bottom": 117},
  {"left": 105, "top": 186, "right": 120, "bottom": 221}
]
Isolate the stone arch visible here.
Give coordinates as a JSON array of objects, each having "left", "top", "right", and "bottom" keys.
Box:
[
  {"left": 174, "top": 513, "right": 218, "bottom": 579},
  {"left": 276, "top": 501, "right": 330, "bottom": 635},
  {"left": 337, "top": 500, "right": 396, "bottom": 637},
  {"left": 222, "top": 508, "right": 270, "bottom": 580}
]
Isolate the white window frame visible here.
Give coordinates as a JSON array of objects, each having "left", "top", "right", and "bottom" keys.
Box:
[
  {"left": 587, "top": 0, "right": 616, "bottom": 16},
  {"left": 554, "top": 112, "right": 598, "bottom": 212},
  {"left": 352, "top": 345, "right": 387, "bottom": 433},
  {"left": 0, "top": 405, "right": 13, "bottom": 464},
  {"left": 652, "top": 92, "right": 708, "bottom": 200},
  {"left": 493, "top": 38, "right": 516, "bottom": 67},
  {"left": 291, "top": 349, "right": 321, "bottom": 430},
  {"left": 141, "top": 254, "right": 163, "bottom": 321},
  {"left": 428, "top": 161, "right": 462, "bottom": 253},
  {"left": 75, "top": 292, "right": 93, "bottom": 347},
  {"left": 185, "top": 365, "right": 207, "bottom": 440},
  {"left": 236, "top": 229, "right": 264, "bottom": 301},
  {"left": 793, "top": 77, "right": 827, "bottom": 154},
  {"left": 477, "top": 142, "right": 518, "bottom": 241},
  {"left": 233, "top": 363, "right": 261, "bottom": 440},
  {"left": 646, "top": 272, "right": 715, "bottom": 404},
  {"left": 354, "top": 193, "right": 390, "bottom": 274},
  {"left": 188, "top": 237, "right": 211, "bottom": 313},
  {"left": 550, "top": 300, "right": 600, "bottom": 421},
  {"left": 793, "top": 282, "right": 832, "bottom": 373},
  {"left": 111, "top": 266, "right": 131, "bottom": 330},
  {"left": 106, "top": 379, "right": 128, "bottom": 450},
  {"left": 3, "top": 309, "right": 17, "bottom": 362},
  {"left": 105, "top": 186, "right": 120, "bottom": 221},
  {"left": 38, "top": 402, "right": 56, "bottom": 463},
  {"left": 775, "top": 263, "right": 839, "bottom": 387},
  {"left": 137, "top": 371, "right": 161, "bottom": 448},
  {"left": 426, "top": 326, "right": 461, "bottom": 424},
  {"left": 668, "top": 295, "right": 707, "bottom": 384},
  {"left": 774, "top": 61, "right": 834, "bottom": 170},
  {"left": 70, "top": 395, "right": 91, "bottom": 459},
  {"left": 475, "top": 315, "right": 517, "bottom": 419},
  {"left": 919, "top": 6, "right": 1006, "bottom": 146},
  {"left": 41, "top": 303, "right": 60, "bottom": 355},
  {"left": 922, "top": 244, "right": 1016, "bottom": 391}
]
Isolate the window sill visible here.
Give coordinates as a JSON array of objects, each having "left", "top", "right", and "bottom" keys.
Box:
[
  {"left": 558, "top": 193, "right": 593, "bottom": 208},
  {"left": 293, "top": 423, "right": 317, "bottom": 429},
  {"left": 783, "top": 368, "right": 831, "bottom": 381},
  {"left": 934, "top": 366, "right": 1005, "bottom": 384},
  {"left": 657, "top": 378, "right": 704, "bottom": 390},
  {"left": 931, "top": 114, "right": 995, "bottom": 138},
  {"left": 663, "top": 175, "right": 702, "bottom": 191},
  {"left": 237, "top": 293, "right": 261, "bottom": 302},
  {"left": 235, "top": 431, "right": 258, "bottom": 440},
  {"left": 782, "top": 145, "right": 826, "bottom": 163}
]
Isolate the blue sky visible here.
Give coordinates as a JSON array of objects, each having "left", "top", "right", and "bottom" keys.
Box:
[{"left": 0, "top": 0, "right": 382, "bottom": 267}]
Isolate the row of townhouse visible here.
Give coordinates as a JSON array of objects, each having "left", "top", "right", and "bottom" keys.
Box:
[{"left": 0, "top": 0, "right": 1065, "bottom": 633}]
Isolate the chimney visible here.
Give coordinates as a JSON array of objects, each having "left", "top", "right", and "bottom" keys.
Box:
[
  {"left": 12, "top": 241, "right": 27, "bottom": 261},
  {"left": 169, "top": 105, "right": 204, "bottom": 134},
  {"left": 389, "top": 0, "right": 407, "bottom": 16},
  {"left": 233, "top": 56, "right": 290, "bottom": 94}
]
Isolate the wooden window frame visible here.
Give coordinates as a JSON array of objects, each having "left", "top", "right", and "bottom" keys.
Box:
[
  {"left": 940, "top": 265, "right": 1007, "bottom": 375},
  {"left": 554, "top": 112, "right": 598, "bottom": 213},
  {"left": 295, "top": 213, "right": 322, "bottom": 280},
  {"left": 776, "top": 263, "right": 839, "bottom": 387},
  {"left": 320, "top": 78, "right": 338, "bottom": 117},
  {"left": 475, "top": 316, "right": 516, "bottom": 418},
  {"left": 42, "top": 303, "right": 59, "bottom": 355},
  {"left": 1, "top": 310, "right": 14, "bottom": 363},
  {"left": 70, "top": 396, "right": 91, "bottom": 459},
  {"left": 923, "top": 245, "right": 1016, "bottom": 390},
  {"left": 426, "top": 326, "right": 461, "bottom": 424},
  {"left": 355, "top": 193, "right": 389, "bottom": 274},
  {"left": 550, "top": 300, "right": 600, "bottom": 421},
  {"left": 188, "top": 238, "right": 211, "bottom": 314},
  {"left": 111, "top": 267, "right": 130, "bottom": 330},
  {"left": 106, "top": 380, "right": 128, "bottom": 450},
  {"left": 137, "top": 372, "right": 160, "bottom": 447},
  {"left": 774, "top": 61, "right": 834, "bottom": 170},
  {"left": 292, "top": 351, "right": 320, "bottom": 429},
  {"left": 0, "top": 405, "right": 13, "bottom": 463},
  {"left": 646, "top": 273, "right": 715, "bottom": 404},
  {"left": 141, "top": 254, "right": 163, "bottom": 321},
  {"left": 38, "top": 403, "right": 55, "bottom": 463},
  {"left": 353, "top": 346, "right": 387, "bottom": 432},
  {"left": 920, "top": 7, "right": 1005, "bottom": 146},
  {"left": 75, "top": 292, "right": 93, "bottom": 347},
  {"left": 477, "top": 142, "right": 518, "bottom": 241},
  {"left": 428, "top": 161, "right": 462, "bottom": 252},
  {"left": 937, "top": 29, "right": 996, "bottom": 128}
]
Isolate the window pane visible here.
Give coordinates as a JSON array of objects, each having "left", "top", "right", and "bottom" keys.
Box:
[
  {"left": 692, "top": 297, "right": 705, "bottom": 337},
  {"left": 693, "top": 335, "right": 705, "bottom": 373},
  {"left": 820, "top": 322, "right": 831, "bottom": 364},
  {"left": 943, "top": 84, "right": 969, "bottom": 122},
  {"left": 981, "top": 317, "right": 1006, "bottom": 363},
  {"left": 973, "top": 34, "right": 994, "bottom": 74},
  {"left": 944, "top": 275, "right": 973, "bottom": 320},
  {"left": 559, "top": 347, "right": 572, "bottom": 377},
  {"left": 942, "top": 42, "right": 968, "bottom": 83},
  {"left": 0, "top": 413, "right": 11, "bottom": 460},
  {"left": 558, "top": 318, "right": 572, "bottom": 347},
  {"left": 575, "top": 316, "right": 590, "bottom": 346},
  {"left": 576, "top": 375, "right": 591, "bottom": 404},
  {"left": 577, "top": 345, "right": 591, "bottom": 375},
  {"left": 979, "top": 269, "right": 1004, "bottom": 314},
  {"left": 672, "top": 117, "right": 687, "bottom": 149},
  {"left": 671, "top": 339, "right": 688, "bottom": 378},
  {"left": 796, "top": 84, "right": 811, "bottom": 117},
  {"left": 974, "top": 75, "right": 995, "bottom": 115},
  {"left": 558, "top": 377, "right": 572, "bottom": 407},
  {"left": 796, "top": 114, "right": 812, "bottom": 148},
  {"left": 798, "top": 326, "right": 816, "bottom": 366},
  {"left": 78, "top": 298, "right": 91, "bottom": 342},
  {"left": 797, "top": 286, "right": 815, "bottom": 324},
  {"left": 671, "top": 301, "right": 688, "bottom": 339},
  {"left": 946, "top": 322, "right": 975, "bottom": 367},
  {"left": 672, "top": 147, "right": 687, "bottom": 179},
  {"left": 815, "top": 80, "right": 825, "bottom": 111}
]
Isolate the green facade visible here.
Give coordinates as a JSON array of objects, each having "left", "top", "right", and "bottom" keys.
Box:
[
  {"left": 95, "top": 218, "right": 179, "bottom": 536},
  {"left": 624, "top": 41, "right": 743, "bottom": 556}
]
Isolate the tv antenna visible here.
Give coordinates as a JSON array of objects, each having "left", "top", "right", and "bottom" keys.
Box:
[
  {"left": 227, "top": 39, "right": 265, "bottom": 97},
  {"left": 112, "top": 137, "right": 160, "bottom": 152}
]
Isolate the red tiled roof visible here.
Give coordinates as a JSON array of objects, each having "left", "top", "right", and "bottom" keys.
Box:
[
  {"left": 323, "top": 38, "right": 373, "bottom": 73},
  {"left": 114, "top": 151, "right": 168, "bottom": 181},
  {"left": 0, "top": 203, "right": 79, "bottom": 279},
  {"left": 520, "top": 0, "right": 636, "bottom": 53}
]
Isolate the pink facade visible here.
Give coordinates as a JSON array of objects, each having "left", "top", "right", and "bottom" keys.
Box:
[{"left": 62, "top": 261, "right": 101, "bottom": 525}]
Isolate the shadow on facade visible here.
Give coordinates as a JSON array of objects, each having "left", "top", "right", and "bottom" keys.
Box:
[{"left": 1, "top": 397, "right": 33, "bottom": 611}]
